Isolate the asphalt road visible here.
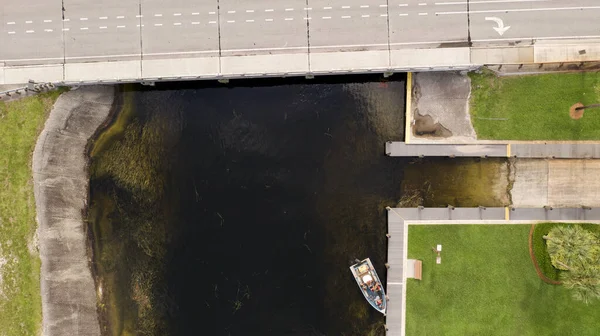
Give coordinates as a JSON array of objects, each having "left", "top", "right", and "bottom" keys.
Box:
[{"left": 1, "top": 0, "right": 600, "bottom": 64}]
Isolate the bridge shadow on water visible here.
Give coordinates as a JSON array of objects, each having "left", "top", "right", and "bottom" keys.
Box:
[{"left": 88, "top": 74, "right": 408, "bottom": 336}]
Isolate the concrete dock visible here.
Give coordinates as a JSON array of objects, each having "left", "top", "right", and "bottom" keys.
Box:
[
  {"left": 384, "top": 206, "right": 600, "bottom": 336},
  {"left": 386, "top": 142, "right": 600, "bottom": 159}
]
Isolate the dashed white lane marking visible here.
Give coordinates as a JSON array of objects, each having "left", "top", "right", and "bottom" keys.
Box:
[
  {"left": 62, "top": 28, "right": 70, "bottom": 31},
  {"left": 26, "top": 21, "right": 32, "bottom": 24},
  {"left": 227, "top": 20, "right": 235, "bottom": 23},
  {"left": 304, "top": 7, "right": 313, "bottom": 10},
  {"left": 380, "top": 14, "right": 388, "bottom": 16},
  {"left": 342, "top": 15, "right": 351, "bottom": 18},
  {"left": 154, "top": 14, "right": 162, "bottom": 17},
  {"left": 227, "top": 10, "right": 236, "bottom": 13},
  {"left": 324, "top": 6, "right": 332, "bottom": 9},
  {"left": 137, "top": 24, "right": 144, "bottom": 27},
  {"left": 362, "top": 14, "right": 370, "bottom": 17},
  {"left": 322, "top": 16, "right": 331, "bottom": 19},
  {"left": 154, "top": 23, "right": 163, "bottom": 26},
  {"left": 285, "top": 17, "right": 293, "bottom": 20},
  {"left": 44, "top": 28, "right": 53, "bottom": 32},
  {"left": 399, "top": 13, "right": 409, "bottom": 16},
  {"left": 246, "top": 19, "right": 255, "bottom": 22},
  {"left": 192, "top": 21, "right": 200, "bottom": 24},
  {"left": 8, "top": 31, "right": 16, "bottom": 34},
  {"left": 419, "top": 2, "right": 428, "bottom": 5},
  {"left": 265, "top": 18, "right": 273, "bottom": 21},
  {"left": 173, "top": 22, "right": 181, "bottom": 25},
  {"left": 285, "top": 8, "right": 294, "bottom": 11},
  {"left": 304, "top": 17, "right": 312, "bottom": 20},
  {"left": 419, "top": 12, "right": 429, "bottom": 15},
  {"left": 265, "top": 9, "right": 274, "bottom": 12},
  {"left": 80, "top": 17, "right": 88, "bottom": 20},
  {"left": 117, "top": 25, "right": 126, "bottom": 28},
  {"left": 360, "top": 5, "right": 369, "bottom": 8},
  {"left": 7, "top": 22, "right": 15, "bottom": 25},
  {"left": 44, "top": 19, "right": 52, "bottom": 23},
  {"left": 100, "top": 26, "right": 107, "bottom": 29},
  {"left": 246, "top": 10, "right": 254, "bottom": 13},
  {"left": 26, "top": 30, "right": 34, "bottom": 33},
  {"left": 173, "top": 13, "right": 182, "bottom": 16},
  {"left": 209, "top": 20, "right": 217, "bottom": 24},
  {"left": 99, "top": 17, "right": 108, "bottom": 19},
  {"left": 399, "top": 3, "right": 409, "bottom": 6},
  {"left": 209, "top": 11, "right": 216, "bottom": 15},
  {"left": 192, "top": 12, "right": 200, "bottom": 15},
  {"left": 117, "top": 15, "right": 125, "bottom": 19},
  {"left": 380, "top": 4, "right": 388, "bottom": 7},
  {"left": 342, "top": 6, "right": 351, "bottom": 8},
  {"left": 63, "top": 18, "right": 70, "bottom": 22},
  {"left": 136, "top": 15, "right": 143, "bottom": 18},
  {"left": 80, "top": 27, "right": 88, "bottom": 30}
]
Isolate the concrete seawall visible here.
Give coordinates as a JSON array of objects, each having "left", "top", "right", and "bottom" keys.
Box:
[{"left": 33, "top": 86, "right": 114, "bottom": 335}]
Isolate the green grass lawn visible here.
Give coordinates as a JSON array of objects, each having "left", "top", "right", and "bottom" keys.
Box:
[
  {"left": 0, "top": 90, "right": 65, "bottom": 335},
  {"left": 469, "top": 70, "right": 600, "bottom": 140},
  {"left": 406, "top": 224, "right": 600, "bottom": 336}
]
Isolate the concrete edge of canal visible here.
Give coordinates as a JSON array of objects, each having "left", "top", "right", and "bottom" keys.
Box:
[{"left": 32, "top": 85, "right": 115, "bottom": 336}]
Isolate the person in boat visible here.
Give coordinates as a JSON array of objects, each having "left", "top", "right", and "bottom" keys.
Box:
[{"left": 375, "top": 296, "right": 383, "bottom": 307}]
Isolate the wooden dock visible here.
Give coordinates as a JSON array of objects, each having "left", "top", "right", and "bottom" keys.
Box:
[{"left": 384, "top": 206, "right": 600, "bottom": 336}]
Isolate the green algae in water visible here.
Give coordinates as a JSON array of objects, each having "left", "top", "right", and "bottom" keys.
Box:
[
  {"left": 400, "top": 158, "right": 511, "bottom": 207},
  {"left": 88, "top": 87, "right": 183, "bottom": 335}
]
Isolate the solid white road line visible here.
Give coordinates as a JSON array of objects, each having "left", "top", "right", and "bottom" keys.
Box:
[
  {"left": 438, "top": 6, "right": 600, "bottom": 15},
  {"left": 436, "top": 0, "right": 549, "bottom": 4}
]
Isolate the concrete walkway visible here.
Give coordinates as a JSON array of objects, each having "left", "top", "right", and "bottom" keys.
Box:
[
  {"left": 386, "top": 142, "right": 600, "bottom": 159},
  {"left": 33, "top": 86, "right": 114, "bottom": 336},
  {"left": 384, "top": 206, "right": 600, "bottom": 336}
]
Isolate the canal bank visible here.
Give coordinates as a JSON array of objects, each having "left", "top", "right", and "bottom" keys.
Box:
[{"left": 33, "top": 86, "right": 115, "bottom": 336}]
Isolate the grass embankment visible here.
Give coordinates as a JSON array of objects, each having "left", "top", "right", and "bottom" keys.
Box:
[
  {"left": 406, "top": 225, "right": 600, "bottom": 336},
  {"left": 0, "top": 90, "right": 65, "bottom": 335},
  {"left": 532, "top": 223, "right": 600, "bottom": 282},
  {"left": 470, "top": 70, "right": 600, "bottom": 140}
]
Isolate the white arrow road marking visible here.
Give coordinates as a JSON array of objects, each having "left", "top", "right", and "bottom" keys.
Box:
[{"left": 485, "top": 16, "right": 511, "bottom": 35}]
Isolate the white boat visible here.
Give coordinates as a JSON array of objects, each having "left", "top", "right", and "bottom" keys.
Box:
[{"left": 349, "top": 258, "right": 386, "bottom": 314}]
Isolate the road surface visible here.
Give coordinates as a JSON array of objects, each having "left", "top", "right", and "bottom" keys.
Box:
[{"left": 1, "top": 0, "right": 599, "bottom": 73}]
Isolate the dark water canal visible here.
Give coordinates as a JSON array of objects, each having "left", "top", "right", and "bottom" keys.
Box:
[{"left": 88, "top": 75, "right": 408, "bottom": 336}]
